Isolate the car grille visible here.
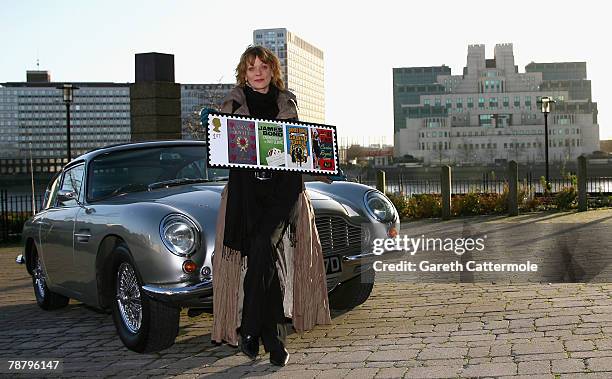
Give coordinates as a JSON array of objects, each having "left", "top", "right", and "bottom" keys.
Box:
[{"left": 315, "top": 215, "right": 362, "bottom": 256}]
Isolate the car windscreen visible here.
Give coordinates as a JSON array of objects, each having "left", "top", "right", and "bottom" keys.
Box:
[{"left": 87, "top": 145, "right": 229, "bottom": 202}]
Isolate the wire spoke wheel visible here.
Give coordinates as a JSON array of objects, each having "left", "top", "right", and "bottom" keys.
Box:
[
  {"left": 33, "top": 255, "right": 46, "bottom": 298},
  {"left": 116, "top": 262, "right": 142, "bottom": 333}
]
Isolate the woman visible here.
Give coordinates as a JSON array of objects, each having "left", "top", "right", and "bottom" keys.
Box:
[{"left": 210, "top": 45, "right": 332, "bottom": 367}]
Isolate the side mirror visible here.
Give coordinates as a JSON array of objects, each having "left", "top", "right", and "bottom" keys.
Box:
[{"left": 57, "top": 189, "right": 77, "bottom": 203}]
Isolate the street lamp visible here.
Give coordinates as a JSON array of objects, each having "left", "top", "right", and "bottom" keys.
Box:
[
  {"left": 538, "top": 96, "right": 555, "bottom": 187},
  {"left": 57, "top": 84, "right": 78, "bottom": 162}
]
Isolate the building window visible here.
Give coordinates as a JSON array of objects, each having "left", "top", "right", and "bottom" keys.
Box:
[
  {"left": 467, "top": 97, "right": 474, "bottom": 109},
  {"left": 434, "top": 98, "right": 441, "bottom": 106},
  {"left": 479, "top": 114, "right": 493, "bottom": 127},
  {"left": 500, "top": 114, "right": 512, "bottom": 128},
  {"left": 424, "top": 99, "right": 430, "bottom": 105},
  {"left": 478, "top": 97, "right": 485, "bottom": 109},
  {"left": 514, "top": 96, "right": 520, "bottom": 107}
]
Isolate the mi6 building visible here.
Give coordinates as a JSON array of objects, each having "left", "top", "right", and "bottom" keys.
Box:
[{"left": 393, "top": 43, "right": 600, "bottom": 165}]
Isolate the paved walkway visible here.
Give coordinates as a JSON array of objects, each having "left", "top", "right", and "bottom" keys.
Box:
[{"left": 1, "top": 209, "right": 612, "bottom": 378}]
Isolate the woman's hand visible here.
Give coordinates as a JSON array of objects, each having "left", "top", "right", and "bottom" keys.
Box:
[
  {"left": 199, "top": 107, "right": 217, "bottom": 126},
  {"left": 313, "top": 175, "right": 333, "bottom": 184}
]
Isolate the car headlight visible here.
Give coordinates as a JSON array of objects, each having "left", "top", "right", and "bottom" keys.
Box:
[
  {"left": 364, "top": 190, "right": 396, "bottom": 223},
  {"left": 160, "top": 214, "right": 200, "bottom": 256}
]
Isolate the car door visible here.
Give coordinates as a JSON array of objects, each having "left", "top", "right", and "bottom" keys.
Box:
[
  {"left": 39, "top": 164, "right": 85, "bottom": 294},
  {"left": 31, "top": 173, "right": 61, "bottom": 255}
]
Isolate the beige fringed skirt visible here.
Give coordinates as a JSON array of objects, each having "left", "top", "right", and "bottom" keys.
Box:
[{"left": 211, "top": 185, "right": 332, "bottom": 346}]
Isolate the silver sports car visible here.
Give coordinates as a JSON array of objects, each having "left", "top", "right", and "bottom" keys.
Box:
[{"left": 19, "top": 140, "right": 400, "bottom": 352}]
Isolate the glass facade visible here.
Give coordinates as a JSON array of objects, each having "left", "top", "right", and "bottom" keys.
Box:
[{"left": 0, "top": 84, "right": 130, "bottom": 163}]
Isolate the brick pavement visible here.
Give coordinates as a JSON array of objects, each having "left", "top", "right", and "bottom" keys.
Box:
[{"left": 1, "top": 209, "right": 612, "bottom": 378}]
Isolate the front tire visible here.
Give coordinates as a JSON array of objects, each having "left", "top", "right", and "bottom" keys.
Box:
[
  {"left": 329, "top": 268, "right": 375, "bottom": 310},
  {"left": 110, "top": 244, "right": 180, "bottom": 353},
  {"left": 31, "top": 248, "right": 70, "bottom": 310}
]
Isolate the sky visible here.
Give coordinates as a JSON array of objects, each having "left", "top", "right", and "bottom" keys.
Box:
[{"left": 1, "top": 0, "right": 611, "bottom": 144}]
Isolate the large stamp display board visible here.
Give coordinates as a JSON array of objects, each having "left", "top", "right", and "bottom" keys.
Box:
[{"left": 205, "top": 112, "right": 339, "bottom": 174}]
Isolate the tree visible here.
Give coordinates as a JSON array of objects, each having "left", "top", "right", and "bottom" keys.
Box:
[
  {"left": 182, "top": 82, "right": 228, "bottom": 141},
  {"left": 483, "top": 138, "right": 497, "bottom": 165},
  {"left": 510, "top": 139, "right": 528, "bottom": 163},
  {"left": 563, "top": 139, "right": 574, "bottom": 163},
  {"left": 535, "top": 139, "right": 545, "bottom": 163},
  {"left": 434, "top": 141, "right": 450, "bottom": 165},
  {"left": 456, "top": 137, "right": 476, "bottom": 165}
]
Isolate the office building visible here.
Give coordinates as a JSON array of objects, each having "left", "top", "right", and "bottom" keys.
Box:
[
  {"left": 254, "top": 28, "right": 325, "bottom": 123},
  {"left": 0, "top": 71, "right": 130, "bottom": 174},
  {"left": 393, "top": 43, "right": 600, "bottom": 165}
]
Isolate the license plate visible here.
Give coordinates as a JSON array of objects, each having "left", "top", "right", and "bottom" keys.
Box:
[{"left": 323, "top": 255, "right": 342, "bottom": 274}]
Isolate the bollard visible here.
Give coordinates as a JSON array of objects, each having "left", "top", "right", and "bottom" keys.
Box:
[
  {"left": 441, "top": 165, "right": 451, "bottom": 220},
  {"left": 577, "top": 156, "right": 587, "bottom": 211},
  {"left": 376, "top": 170, "right": 386, "bottom": 195},
  {"left": 508, "top": 161, "right": 519, "bottom": 216}
]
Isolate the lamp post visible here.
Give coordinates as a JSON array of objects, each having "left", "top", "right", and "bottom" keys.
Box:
[
  {"left": 57, "top": 84, "right": 78, "bottom": 163},
  {"left": 538, "top": 96, "right": 555, "bottom": 187},
  {"left": 28, "top": 133, "right": 35, "bottom": 215}
]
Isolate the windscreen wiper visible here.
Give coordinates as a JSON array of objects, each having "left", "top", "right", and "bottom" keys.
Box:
[
  {"left": 92, "top": 183, "right": 149, "bottom": 202},
  {"left": 148, "top": 178, "right": 212, "bottom": 190}
]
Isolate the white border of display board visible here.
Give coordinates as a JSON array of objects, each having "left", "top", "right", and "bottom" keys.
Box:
[{"left": 205, "top": 112, "right": 339, "bottom": 175}]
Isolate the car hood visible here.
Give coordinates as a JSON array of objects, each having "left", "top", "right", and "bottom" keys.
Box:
[{"left": 99, "top": 182, "right": 349, "bottom": 217}]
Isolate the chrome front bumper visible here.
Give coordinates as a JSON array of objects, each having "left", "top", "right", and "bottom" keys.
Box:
[
  {"left": 142, "top": 279, "right": 213, "bottom": 307},
  {"left": 342, "top": 248, "right": 405, "bottom": 266},
  {"left": 323, "top": 248, "right": 406, "bottom": 292}
]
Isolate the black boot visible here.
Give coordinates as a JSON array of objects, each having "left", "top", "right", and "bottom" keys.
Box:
[
  {"left": 269, "top": 323, "right": 289, "bottom": 366},
  {"left": 270, "top": 346, "right": 290, "bottom": 366},
  {"left": 240, "top": 334, "right": 259, "bottom": 360}
]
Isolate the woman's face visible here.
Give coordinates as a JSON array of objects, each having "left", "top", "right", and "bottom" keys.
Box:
[{"left": 245, "top": 56, "right": 272, "bottom": 94}]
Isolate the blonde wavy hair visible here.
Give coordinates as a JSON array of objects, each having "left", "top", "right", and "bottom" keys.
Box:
[{"left": 235, "top": 45, "right": 285, "bottom": 90}]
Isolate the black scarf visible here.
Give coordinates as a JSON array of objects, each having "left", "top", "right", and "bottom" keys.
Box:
[
  {"left": 244, "top": 84, "right": 279, "bottom": 120},
  {"left": 223, "top": 84, "right": 302, "bottom": 255}
]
